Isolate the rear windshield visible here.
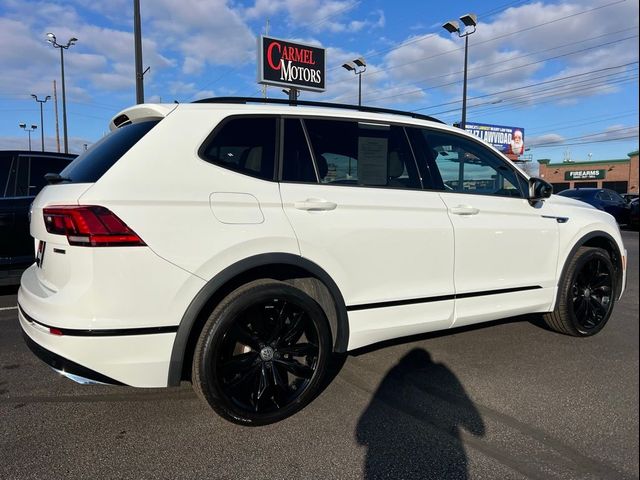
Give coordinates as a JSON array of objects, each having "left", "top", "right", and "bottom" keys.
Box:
[{"left": 60, "top": 120, "right": 159, "bottom": 183}]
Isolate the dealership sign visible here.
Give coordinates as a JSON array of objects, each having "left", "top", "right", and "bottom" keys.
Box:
[
  {"left": 258, "top": 36, "right": 326, "bottom": 92},
  {"left": 565, "top": 169, "right": 606, "bottom": 180},
  {"left": 465, "top": 123, "right": 525, "bottom": 156}
]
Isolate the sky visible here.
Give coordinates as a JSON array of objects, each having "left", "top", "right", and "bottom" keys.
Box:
[{"left": 0, "top": 0, "right": 638, "bottom": 171}]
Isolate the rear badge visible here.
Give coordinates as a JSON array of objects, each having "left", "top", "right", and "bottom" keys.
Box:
[{"left": 36, "top": 241, "right": 46, "bottom": 268}]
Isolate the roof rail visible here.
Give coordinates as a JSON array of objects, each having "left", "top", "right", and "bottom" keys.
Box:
[{"left": 192, "top": 96, "right": 444, "bottom": 124}]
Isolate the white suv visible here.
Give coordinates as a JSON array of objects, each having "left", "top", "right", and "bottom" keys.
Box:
[{"left": 18, "top": 98, "right": 627, "bottom": 425}]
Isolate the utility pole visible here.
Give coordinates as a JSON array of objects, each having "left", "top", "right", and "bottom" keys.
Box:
[
  {"left": 262, "top": 19, "right": 270, "bottom": 99},
  {"left": 53, "top": 80, "right": 61, "bottom": 153},
  {"left": 134, "top": 0, "right": 144, "bottom": 104}
]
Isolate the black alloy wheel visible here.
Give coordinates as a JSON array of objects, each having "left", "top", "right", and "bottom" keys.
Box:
[
  {"left": 193, "top": 279, "right": 331, "bottom": 425},
  {"left": 570, "top": 256, "right": 614, "bottom": 332},
  {"left": 543, "top": 247, "right": 617, "bottom": 336}
]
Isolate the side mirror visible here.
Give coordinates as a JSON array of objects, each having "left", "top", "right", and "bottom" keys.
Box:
[{"left": 528, "top": 177, "right": 553, "bottom": 202}]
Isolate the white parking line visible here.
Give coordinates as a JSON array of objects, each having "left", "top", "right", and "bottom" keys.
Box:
[{"left": 0, "top": 306, "right": 18, "bottom": 311}]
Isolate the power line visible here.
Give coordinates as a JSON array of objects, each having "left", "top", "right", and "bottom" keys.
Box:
[
  {"left": 446, "top": 74, "right": 638, "bottom": 118},
  {"left": 433, "top": 72, "right": 638, "bottom": 117},
  {"left": 371, "top": 36, "right": 638, "bottom": 104},
  {"left": 531, "top": 125, "right": 639, "bottom": 145},
  {"left": 532, "top": 135, "right": 638, "bottom": 147},
  {"left": 352, "top": 28, "right": 637, "bottom": 101},
  {"left": 526, "top": 110, "right": 639, "bottom": 134},
  {"left": 410, "top": 61, "right": 638, "bottom": 113}
]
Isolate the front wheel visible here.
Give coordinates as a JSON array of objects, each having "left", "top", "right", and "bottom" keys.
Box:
[
  {"left": 543, "top": 247, "right": 616, "bottom": 336},
  {"left": 192, "top": 279, "right": 332, "bottom": 425}
]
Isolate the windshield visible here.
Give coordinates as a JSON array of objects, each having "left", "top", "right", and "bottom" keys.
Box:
[{"left": 60, "top": 120, "right": 159, "bottom": 183}]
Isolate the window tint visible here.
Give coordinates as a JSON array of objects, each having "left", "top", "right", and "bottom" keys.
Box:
[
  {"left": 282, "top": 118, "right": 317, "bottom": 183},
  {"left": 608, "top": 190, "right": 625, "bottom": 202},
  {"left": 0, "top": 153, "right": 10, "bottom": 197},
  {"left": 596, "top": 191, "right": 610, "bottom": 201},
  {"left": 61, "top": 120, "right": 159, "bottom": 183},
  {"left": 418, "top": 130, "right": 526, "bottom": 197},
  {"left": 28, "top": 156, "right": 71, "bottom": 195},
  {"left": 303, "top": 119, "right": 421, "bottom": 189},
  {"left": 200, "top": 117, "right": 276, "bottom": 181}
]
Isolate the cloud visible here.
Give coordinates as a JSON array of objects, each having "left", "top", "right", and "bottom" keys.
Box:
[
  {"left": 243, "top": 0, "right": 382, "bottom": 34},
  {"left": 529, "top": 133, "right": 565, "bottom": 146},
  {"left": 341, "top": 0, "right": 640, "bottom": 111}
]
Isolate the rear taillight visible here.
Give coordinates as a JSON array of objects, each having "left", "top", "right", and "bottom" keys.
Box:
[{"left": 43, "top": 206, "right": 146, "bottom": 247}]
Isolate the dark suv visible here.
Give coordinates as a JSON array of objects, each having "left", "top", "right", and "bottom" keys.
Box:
[
  {"left": 1, "top": 151, "right": 75, "bottom": 285},
  {"left": 558, "top": 188, "right": 630, "bottom": 224}
]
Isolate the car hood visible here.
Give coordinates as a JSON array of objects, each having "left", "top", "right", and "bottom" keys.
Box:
[{"left": 548, "top": 194, "right": 597, "bottom": 210}]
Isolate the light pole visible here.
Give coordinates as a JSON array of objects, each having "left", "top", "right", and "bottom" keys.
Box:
[
  {"left": 31, "top": 94, "right": 51, "bottom": 152},
  {"left": 46, "top": 33, "right": 77, "bottom": 154},
  {"left": 342, "top": 57, "right": 366, "bottom": 106},
  {"left": 443, "top": 13, "right": 477, "bottom": 130},
  {"left": 19, "top": 123, "right": 38, "bottom": 151}
]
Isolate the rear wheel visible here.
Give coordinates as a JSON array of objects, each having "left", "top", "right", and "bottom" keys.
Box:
[
  {"left": 192, "top": 279, "right": 332, "bottom": 425},
  {"left": 543, "top": 247, "right": 616, "bottom": 336}
]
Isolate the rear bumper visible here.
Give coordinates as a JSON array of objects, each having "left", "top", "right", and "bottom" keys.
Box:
[
  {"left": 18, "top": 303, "right": 177, "bottom": 387},
  {"left": 21, "top": 328, "right": 124, "bottom": 386}
]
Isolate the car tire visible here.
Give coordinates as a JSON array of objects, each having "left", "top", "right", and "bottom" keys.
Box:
[
  {"left": 192, "top": 279, "right": 332, "bottom": 426},
  {"left": 543, "top": 247, "right": 616, "bottom": 336}
]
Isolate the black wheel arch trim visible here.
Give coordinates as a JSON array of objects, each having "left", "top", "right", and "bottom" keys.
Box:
[
  {"left": 167, "top": 253, "right": 349, "bottom": 386},
  {"left": 558, "top": 230, "right": 623, "bottom": 298}
]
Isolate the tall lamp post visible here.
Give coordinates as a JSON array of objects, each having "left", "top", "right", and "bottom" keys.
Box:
[
  {"left": 342, "top": 57, "right": 367, "bottom": 106},
  {"left": 19, "top": 123, "right": 38, "bottom": 151},
  {"left": 31, "top": 94, "right": 50, "bottom": 152},
  {"left": 46, "top": 33, "right": 77, "bottom": 154},
  {"left": 442, "top": 13, "right": 477, "bottom": 130}
]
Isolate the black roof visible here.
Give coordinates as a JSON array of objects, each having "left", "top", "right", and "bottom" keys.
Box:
[{"left": 193, "top": 97, "right": 444, "bottom": 124}]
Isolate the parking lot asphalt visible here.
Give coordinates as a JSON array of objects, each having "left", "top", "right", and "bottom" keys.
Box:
[{"left": 1, "top": 230, "right": 637, "bottom": 480}]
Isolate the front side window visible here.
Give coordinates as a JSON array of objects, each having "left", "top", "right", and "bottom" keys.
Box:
[
  {"left": 418, "top": 129, "right": 526, "bottom": 198},
  {"left": 200, "top": 117, "right": 276, "bottom": 181},
  {"left": 303, "top": 119, "right": 421, "bottom": 189}
]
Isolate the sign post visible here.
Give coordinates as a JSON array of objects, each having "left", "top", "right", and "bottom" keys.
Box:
[{"left": 258, "top": 36, "right": 326, "bottom": 97}]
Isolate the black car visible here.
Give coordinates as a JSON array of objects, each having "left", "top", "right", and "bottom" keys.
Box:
[
  {"left": 558, "top": 188, "right": 630, "bottom": 224},
  {"left": 629, "top": 198, "right": 639, "bottom": 229},
  {"left": 1, "top": 150, "right": 76, "bottom": 285}
]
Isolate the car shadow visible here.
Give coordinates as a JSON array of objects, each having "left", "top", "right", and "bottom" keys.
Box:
[{"left": 355, "top": 348, "right": 485, "bottom": 479}]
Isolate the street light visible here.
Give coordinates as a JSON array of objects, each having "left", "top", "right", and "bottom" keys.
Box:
[
  {"left": 19, "top": 123, "right": 38, "bottom": 151},
  {"left": 46, "top": 32, "right": 77, "bottom": 154},
  {"left": 31, "top": 94, "right": 51, "bottom": 152},
  {"left": 443, "top": 13, "right": 477, "bottom": 130},
  {"left": 342, "top": 57, "right": 366, "bottom": 106}
]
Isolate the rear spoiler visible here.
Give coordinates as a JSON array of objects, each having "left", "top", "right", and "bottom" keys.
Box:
[{"left": 109, "top": 104, "right": 179, "bottom": 131}]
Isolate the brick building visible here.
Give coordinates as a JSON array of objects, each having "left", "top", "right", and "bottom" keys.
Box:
[{"left": 537, "top": 150, "right": 639, "bottom": 194}]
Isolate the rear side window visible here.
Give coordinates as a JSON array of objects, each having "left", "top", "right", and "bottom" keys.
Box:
[
  {"left": 0, "top": 154, "right": 10, "bottom": 197},
  {"left": 61, "top": 120, "right": 159, "bottom": 183},
  {"left": 200, "top": 117, "right": 277, "bottom": 181},
  {"left": 303, "top": 119, "right": 421, "bottom": 189}
]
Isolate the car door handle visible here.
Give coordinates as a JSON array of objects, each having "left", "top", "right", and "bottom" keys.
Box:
[
  {"left": 294, "top": 199, "right": 337, "bottom": 211},
  {"left": 449, "top": 205, "right": 480, "bottom": 216}
]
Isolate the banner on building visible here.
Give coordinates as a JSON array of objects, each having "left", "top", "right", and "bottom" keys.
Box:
[
  {"left": 465, "top": 123, "right": 525, "bottom": 156},
  {"left": 258, "top": 36, "right": 326, "bottom": 92}
]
